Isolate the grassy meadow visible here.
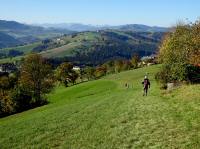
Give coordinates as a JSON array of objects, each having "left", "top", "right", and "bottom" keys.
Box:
[
  {"left": 0, "top": 65, "right": 200, "bottom": 148},
  {"left": 0, "top": 56, "right": 23, "bottom": 64},
  {"left": 0, "top": 42, "right": 41, "bottom": 54}
]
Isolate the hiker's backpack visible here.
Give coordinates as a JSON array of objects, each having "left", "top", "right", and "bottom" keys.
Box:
[{"left": 143, "top": 79, "right": 148, "bottom": 87}]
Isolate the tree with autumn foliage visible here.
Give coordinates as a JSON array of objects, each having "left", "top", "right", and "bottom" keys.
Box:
[
  {"left": 131, "top": 53, "right": 140, "bottom": 69},
  {"left": 83, "top": 66, "right": 96, "bottom": 80},
  {"left": 157, "top": 20, "right": 200, "bottom": 84},
  {"left": 189, "top": 20, "right": 200, "bottom": 66},
  {"left": 56, "top": 62, "right": 79, "bottom": 86},
  {"left": 0, "top": 75, "right": 15, "bottom": 116},
  {"left": 95, "top": 65, "right": 107, "bottom": 78},
  {"left": 20, "top": 53, "right": 55, "bottom": 104}
]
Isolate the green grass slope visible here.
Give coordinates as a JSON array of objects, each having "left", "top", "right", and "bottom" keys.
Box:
[
  {"left": 0, "top": 65, "right": 200, "bottom": 149},
  {"left": 40, "top": 31, "right": 103, "bottom": 58}
]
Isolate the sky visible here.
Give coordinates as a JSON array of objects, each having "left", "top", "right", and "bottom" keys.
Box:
[{"left": 0, "top": 0, "right": 199, "bottom": 27}]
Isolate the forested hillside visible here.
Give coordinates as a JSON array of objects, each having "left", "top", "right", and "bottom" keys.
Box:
[{"left": 41, "top": 30, "right": 164, "bottom": 65}]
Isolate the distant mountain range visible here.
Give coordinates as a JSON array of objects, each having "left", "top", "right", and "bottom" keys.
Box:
[
  {"left": 37, "top": 23, "right": 169, "bottom": 32},
  {"left": 0, "top": 20, "right": 74, "bottom": 48}
]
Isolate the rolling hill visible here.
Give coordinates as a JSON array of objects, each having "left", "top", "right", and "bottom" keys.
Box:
[
  {"left": 0, "top": 32, "right": 22, "bottom": 48},
  {"left": 0, "top": 65, "right": 199, "bottom": 148},
  {"left": 40, "top": 30, "right": 164, "bottom": 65},
  {"left": 0, "top": 30, "right": 165, "bottom": 65}
]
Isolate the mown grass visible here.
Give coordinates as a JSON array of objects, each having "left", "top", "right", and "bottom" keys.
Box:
[{"left": 0, "top": 65, "right": 200, "bottom": 149}]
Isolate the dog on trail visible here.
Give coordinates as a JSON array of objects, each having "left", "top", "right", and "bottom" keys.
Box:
[{"left": 125, "top": 83, "right": 130, "bottom": 89}]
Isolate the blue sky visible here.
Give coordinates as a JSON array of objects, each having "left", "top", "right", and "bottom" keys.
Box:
[{"left": 0, "top": 0, "right": 199, "bottom": 27}]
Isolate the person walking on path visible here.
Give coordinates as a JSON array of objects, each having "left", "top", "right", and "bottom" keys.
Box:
[{"left": 142, "top": 76, "right": 150, "bottom": 96}]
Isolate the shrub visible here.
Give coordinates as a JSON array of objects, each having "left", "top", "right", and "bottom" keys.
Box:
[
  {"left": 186, "top": 65, "right": 200, "bottom": 83},
  {"left": 0, "top": 90, "right": 15, "bottom": 117}
]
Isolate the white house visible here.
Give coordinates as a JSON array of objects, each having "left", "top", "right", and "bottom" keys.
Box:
[
  {"left": 73, "top": 66, "right": 80, "bottom": 71},
  {"left": 0, "top": 66, "right": 3, "bottom": 72}
]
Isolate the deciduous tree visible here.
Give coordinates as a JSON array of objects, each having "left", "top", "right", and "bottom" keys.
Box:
[
  {"left": 56, "top": 62, "right": 78, "bottom": 86},
  {"left": 158, "top": 20, "right": 200, "bottom": 83},
  {"left": 131, "top": 53, "right": 140, "bottom": 69},
  {"left": 20, "top": 53, "right": 55, "bottom": 104}
]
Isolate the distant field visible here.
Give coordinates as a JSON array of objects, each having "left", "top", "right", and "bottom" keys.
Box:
[
  {"left": 0, "top": 65, "right": 200, "bottom": 148},
  {"left": 0, "top": 42, "right": 41, "bottom": 54},
  {"left": 41, "top": 42, "right": 82, "bottom": 58},
  {"left": 0, "top": 56, "right": 23, "bottom": 64},
  {"left": 41, "top": 31, "right": 102, "bottom": 58},
  {"left": 0, "top": 42, "right": 40, "bottom": 63}
]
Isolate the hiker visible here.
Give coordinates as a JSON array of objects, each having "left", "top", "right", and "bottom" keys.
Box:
[{"left": 142, "top": 76, "right": 150, "bottom": 96}]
